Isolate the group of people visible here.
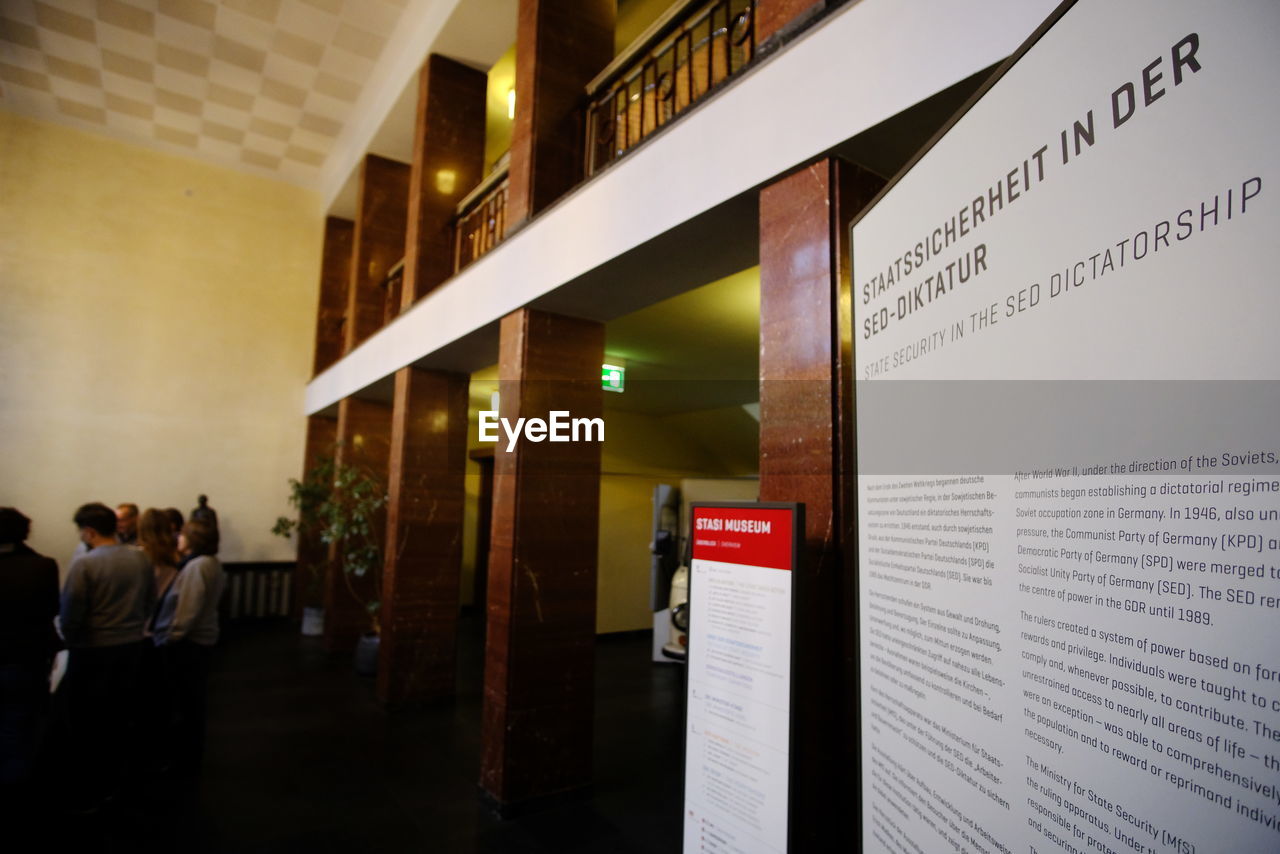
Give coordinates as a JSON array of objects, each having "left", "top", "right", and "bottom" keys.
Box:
[{"left": 0, "top": 498, "right": 226, "bottom": 811}]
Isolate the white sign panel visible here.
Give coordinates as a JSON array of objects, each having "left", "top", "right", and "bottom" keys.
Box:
[
  {"left": 684, "top": 504, "right": 798, "bottom": 854},
  {"left": 853, "top": 2, "right": 1280, "bottom": 853}
]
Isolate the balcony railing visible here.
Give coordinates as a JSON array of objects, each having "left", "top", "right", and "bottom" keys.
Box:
[
  {"left": 584, "top": 0, "right": 755, "bottom": 176},
  {"left": 453, "top": 163, "right": 510, "bottom": 273},
  {"left": 380, "top": 257, "right": 404, "bottom": 326},
  {"left": 224, "top": 563, "right": 293, "bottom": 621}
]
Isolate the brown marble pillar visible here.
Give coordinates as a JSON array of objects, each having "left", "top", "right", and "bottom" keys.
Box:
[
  {"left": 402, "top": 55, "right": 487, "bottom": 308},
  {"left": 293, "top": 414, "right": 337, "bottom": 618},
  {"left": 377, "top": 367, "right": 470, "bottom": 705},
  {"left": 755, "top": 0, "right": 827, "bottom": 47},
  {"left": 506, "top": 0, "right": 614, "bottom": 228},
  {"left": 324, "top": 397, "right": 392, "bottom": 652},
  {"left": 314, "top": 217, "right": 353, "bottom": 375},
  {"left": 345, "top": 155, "right": 410, "bottom": 354},
  {"left": 758, "top": 158, "right": 884, "bottom": 850},
  {"left": 479, "top": 308, "right": 604, "bottom": 809}
]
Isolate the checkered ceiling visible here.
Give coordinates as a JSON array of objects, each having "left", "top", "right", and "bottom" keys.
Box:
[{"left": 0, "top": 0, "right": 412, "bottom": 185}]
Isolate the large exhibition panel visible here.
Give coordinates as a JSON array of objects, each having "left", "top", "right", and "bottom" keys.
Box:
[{"left": 853, "top": 1, "right": 1280, "bottom": 852}]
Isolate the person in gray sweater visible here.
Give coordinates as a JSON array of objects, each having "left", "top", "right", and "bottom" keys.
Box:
[
  {"left": 61, "top": 511, "right": 154, "bottom": 648},
  {"left": 154, "top": 518, "right": 225, "bottom": 775},
  {"left": 60, "top": 502, "right": 154, "bottom": 806}
]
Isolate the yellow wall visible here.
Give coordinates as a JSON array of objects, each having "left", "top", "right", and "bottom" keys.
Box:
[
  {"left": 662, "top": 405, "right": 760, "bottom": 476},
  {"left": 482, "top": 0, "right": 667, "bottom": 171},
  {"left": 0, "top": 113, "right": 324, "bottom": 568},
  {"left": 596, "top": 408, "right": 739, "bottom": 633},
  {"left": 616, "top": 0, "right": 676, "bottom": 54},
  {"left": 484, "top": 44, "right": 517, "bottom": 175}
]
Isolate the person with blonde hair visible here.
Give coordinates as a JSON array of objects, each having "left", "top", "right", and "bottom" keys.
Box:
[
  {"left": 136, "top": 509, "right": 178, "bottom": 595},
  {"left": 136, "top": 508, "right": 180, "bottom": 771}
]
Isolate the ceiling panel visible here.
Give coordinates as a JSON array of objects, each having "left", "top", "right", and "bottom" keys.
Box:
[{"left": 0, "top": 0, "right": 412, "bottom": 184}]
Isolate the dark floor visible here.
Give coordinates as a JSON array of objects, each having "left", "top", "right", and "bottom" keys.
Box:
[{"left": 19, "top": 618, "right": 687, "bottom": 852}]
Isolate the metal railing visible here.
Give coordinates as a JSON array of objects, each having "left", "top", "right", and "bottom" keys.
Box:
[
  {"left": 584, "top": 0, "right": 755, "bottom": 176},
  {"left": 223, "top": 563, "right": 293, "bottom": 621},
  {"left": 453, "top": 164, "right": 510, "bottom": 273}
]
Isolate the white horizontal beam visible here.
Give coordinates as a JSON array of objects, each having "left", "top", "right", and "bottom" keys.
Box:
[{"left": 305, "top": 0, "right": 1057, "bottom": 415}]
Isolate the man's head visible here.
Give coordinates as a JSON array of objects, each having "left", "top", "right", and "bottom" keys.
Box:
[
  {"left": 116, "top": 503, "right": 139, "bottom": 539},
  {"left": 74, "top": 503, "right": 118, "bottom": 544},
  {"left": 0, "top": 507, "right": 31, "bottom": 546}
]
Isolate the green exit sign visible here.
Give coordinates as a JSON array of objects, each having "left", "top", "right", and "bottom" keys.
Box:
[{"left": 601, "top": 363, "right": 625, "bottom": 393}]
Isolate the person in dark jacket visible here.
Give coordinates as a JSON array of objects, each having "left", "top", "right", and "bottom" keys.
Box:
[{"left": 0, "top": 508, "right": 59, "bottom": 791}]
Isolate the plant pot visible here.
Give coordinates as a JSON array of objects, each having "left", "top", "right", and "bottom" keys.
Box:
[
  {"left": 300, "top": 606, "right": 325, "bottom": 637},
  {"left": 354, "top": 632, "right": 380, "bottom": 677}
]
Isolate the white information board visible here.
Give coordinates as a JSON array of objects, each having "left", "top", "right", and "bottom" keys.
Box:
[
  {"left": 852, "top": 2, "right": 1280, "bottom": 853},
  {"left": 684, "top": 504, "right": 799, "bottom": 854}
]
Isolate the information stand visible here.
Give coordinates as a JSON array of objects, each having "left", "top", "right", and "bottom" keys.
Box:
[
  {"left": 851, "top": 2, "right": 1279, "bottom": 852},
  {"left": 683, "top": 502, "right": 801, "bottom": 854}
]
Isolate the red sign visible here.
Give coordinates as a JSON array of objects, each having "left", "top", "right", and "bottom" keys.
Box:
[{"left": 691, "top": 506, "right": 794, "bottom": 571}]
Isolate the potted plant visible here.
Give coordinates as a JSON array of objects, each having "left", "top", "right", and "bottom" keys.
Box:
[
  {"left": 323, "top": 455, "right": 387, "bottom": 676},
  {"left": 274, "top": 447, "right": 387, "bottom": 674},
  {"left": 273, "top": 454, "right": 334, "bottom": 636}
]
